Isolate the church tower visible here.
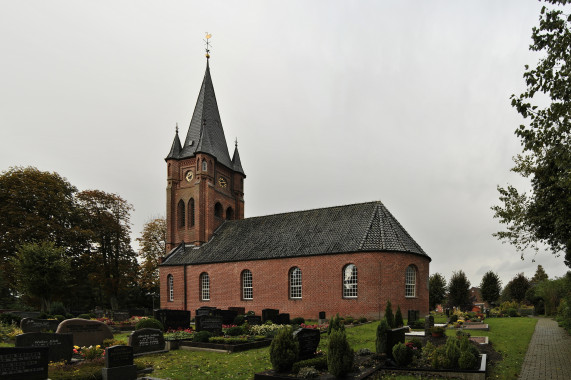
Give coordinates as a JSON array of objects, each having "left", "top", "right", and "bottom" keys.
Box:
[{"left": 165, "top": 58, "right": 245, "bottom": 252}]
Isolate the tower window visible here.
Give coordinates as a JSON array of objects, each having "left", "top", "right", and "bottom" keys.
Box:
[
  {"left": 226, "top": 207, "right": 234, "bottom": 220},
  {"left": 242, "top": 270, "right": 253, "bottom": 300},
  {"left": 189, "top": 198, "right": 195, "bottom": 227},
  {"left": 214, "top": 202, "right": 223, "bottom": 218},
  {"left": 177, "top": 199, "right": 186, "bottom": 228},
  {"left": 202, "top": 160, "right": 207, "bottom": 171},
  {"left": 406, "top": 265, "right": 417, "bottom": 298},
  {"left": 343, "top": 264, "right": 358, "bottom": 298},
  {"left": 289, "top": 267, "right": 302, "bottom": 299},
  {"left": 200, "top": 272, "right": 210, "bottom": 301}
]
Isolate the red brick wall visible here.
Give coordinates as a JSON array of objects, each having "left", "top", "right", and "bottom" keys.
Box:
[{"left": 159, "top": 251, "right": 429, "bottom": 320}]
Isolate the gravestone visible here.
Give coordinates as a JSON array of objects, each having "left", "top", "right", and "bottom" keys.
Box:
[
  {"left": 0, "top": 346, "right": 49, "bottom": 380},
  {"left": 102, "top": 345, "right": 137, "bottom": 380},
  {"left": 485, "top": 309, "right": 490, "bottom": 318},
  {"left": 111, "top": 311, "right": 129, "bottom": 322},
  {"left": 20, "top": 318, "right": 60, "bottom": 333},
  {"left": 318, "top": 311, "right": 327, "bottom": 325},
  {"left": 56, "top": 318, "right": 113, "bottom": 347},
  {"left": 246, "top": 315, "right": 262, "bottom": 326},
  {"left": 228, "top": 307, "right": 245, "bottom": 315},
  {"left": 386, "top": 327, "right": 407, "bottom": 359},
  {"left": 219, "top": 310, "right": 238, "bottom": 325},
  {"left": 129, "top": 328, "right": 165, "bottom": 355},
  {"left": 195, "top": 315, "right": 223, "bottom": 334},
  {"left": 15, "top": 332, "right": 73, "bottom": 363},
  {"left": 407, "top": 310, "right": 419, "bottom": 324},
  {"left": 153, "top": 309, "right": 190, "bottom": 331},
  {"left": 293, "top": 328, "right": 321, "bottom": 360},
  {"left": 445, "top": 308, "right": 450, "bottom": 317},
  {"left": 262, "top": 308, "right": 279, "bottom": 323},
  {"left": 424, "top": 315, "right": 434, "bottom": 332},
  {"left": 276, "top": 313, "right": 290, "bottom": 325},
  {"left": 318, "top": 311, "right": 326, "bottom": 319}
]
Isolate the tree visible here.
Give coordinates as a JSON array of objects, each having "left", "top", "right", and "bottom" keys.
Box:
[
  {"left": 77, "top": 190, "right": 138, "bottom": 310},
  {"left": 531, "top": 264, "right": 549, "bottom": 284},
  {"left": 480, "top": 271, "right": 502, "bottom": 306},
  {"left": 136, "top": 217, "right": 166, "bottom": 294},
  {"left": 14, "top": 242, "right": 71, "bottom": 312},
  {"left": 492, "top": 0, "right": 571, "bottom": 268},
  {"left": 504, "top": 273, "right": 531, "bottom": 303},
  {"left": 429, "top": 273, "right": 447, "bottom": 310},
  {"left": 447, "top": 270, "right": 472, "bottom": 311}
]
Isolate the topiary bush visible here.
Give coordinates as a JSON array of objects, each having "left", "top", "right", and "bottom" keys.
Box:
[
  {"left": 225, "top": 326, "right": 243, "bottom": 336},
  {"left": 233, "top": 315, "right": 245, "bottom": 326},
  {"left": 385, "top": 300, "right": 395, "bottom": 328},
  {"left": 327, "top": 313, "right": 345, "bottom": 335},
  {"left": 375, "top": 318, "right": 389, "bottom": 354},
  {"left": 392, "top": 342, "right": 413, "bottom": 366},
  {"left": 135, "top": 317, "right": 164, "bottom": 331},
  {"left": 327, "top": 329, "right": 354, "bottom": 377},
  {"left": 291, "top": 317, "right": 305, "bottom": 325},
  {"left": 192, "top": 331, "right": 212, "bottom": 342},
  {"left": 269, "top": 326, "right": 299, "bottom": 372},
  {"left": 395, "top": 306, "right": 404, "bottom": 327},
  {"left": 344, "top": 316, "right": 354, "bottom": 325}
]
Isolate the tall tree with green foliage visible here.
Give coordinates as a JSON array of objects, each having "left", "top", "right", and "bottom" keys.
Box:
[
  {"left": 136, "top": 217, "right": 166, "bottom": 294},
  {"left": 492, "top": 0, "right": 571, "bottom": 268},
  {"left": 447, "top": 270, "right": 472, "bottom": 311},
  {"left": 480, "top": 271, "right": 502, "bottom": 306},
  {"left": 504, "top": 273, "right": 531, "bottom": 303},
  {"left": 14, "top": 242, "right": 71, "bottom": 312},
  {"left": 429, "top": 273, "right": 447, "bottom": 310},
  {"left": 531, "top": 264, "right": 549, "bottom": 284}
]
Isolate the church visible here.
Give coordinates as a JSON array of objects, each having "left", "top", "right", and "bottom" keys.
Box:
[{"left": 159, "top": 56, "right": 431, "bottom": 320}]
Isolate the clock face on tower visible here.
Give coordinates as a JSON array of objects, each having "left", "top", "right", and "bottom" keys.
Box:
[
  {"left": 185, "top": 170, "right": 194, "bottom": 182},
  {"left": 218, "top": 176, "right": 228, "bottom": 188}
]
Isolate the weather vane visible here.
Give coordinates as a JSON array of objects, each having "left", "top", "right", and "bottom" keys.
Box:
[{"left": 204, "top": 33, "right": 212, "bottom": 59}]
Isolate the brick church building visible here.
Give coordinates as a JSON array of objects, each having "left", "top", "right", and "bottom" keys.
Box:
[{"left": 159, "top": 58, "right": 431, "bottom": 319}]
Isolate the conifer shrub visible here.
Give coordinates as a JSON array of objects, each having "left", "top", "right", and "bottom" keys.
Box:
[
  {"left": 444, "top": 337, "right": 461, "bottom": 368},
  {"left": 327, "top": 329, "right": 354, "bottom": 378},
  {"left": 269, "top": 326, "right": 299, "bottom": 372},
  {"left": 392, "top": 342, "right": 413, "bottom": 366},
  {"left": 135, "top": 317, "right": 164, "bottom": 331},
  {"left": 395, "top": 306, "right": 404, "bottom": 327},
  {"left": 344, "top": 316, "right": 354, "bottom": 325},
  {"left": 358, "top": 316, "right": 367, "bottom": 323},
  {"left": 192, "top": 331, "right": 212, "bottom": 342},
  {"left": 458, "top": 351, "right": 478, "bottom": 369},
  {"left": 327, "top": 313, "right": 345, "bottom": 335},
  {"left": 385, "top": 300, "right": 395, "bottom": 328},
  {"left": 375, "top": 318, "right": 389, "bottom": 354}
]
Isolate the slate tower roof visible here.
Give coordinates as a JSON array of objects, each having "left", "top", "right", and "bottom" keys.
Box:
[
  {"left": 167, "top": 61, "right": 234, "bottom": 170},
  {"left": 161, "top": 201, "right": 430, "bottom": 266}
]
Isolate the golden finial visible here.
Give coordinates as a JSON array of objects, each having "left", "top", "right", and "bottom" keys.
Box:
[{"left": 204, "top": 33, "right": 212, "bottom": 59}]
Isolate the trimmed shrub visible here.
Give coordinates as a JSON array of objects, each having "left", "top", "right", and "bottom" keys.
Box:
[
  {"left": 395, "top": 306, "right": 404, "bottom": 327},
  {"left": 192, "top": 331, "right": 212, "bottom": 342},
  {"left": 327, "top": 313, "right": 345, "bottom": 335},
  {"left": 49, "top": 302, "right": 66, "bottom": 316},
  {"left": 291, "top": 317, "right": 305, "bottom": 325},
  {"left": 292, "top": 356, "right": 328, "bottom": 373},
  {"left": 344, "top": 316, "right": 354, "bottom": 325},
  {"left": 409, "top": 320, "right": 425, "bottom": 329},
  {"left": 358, "top": 317, "right": 367, "bottom": 323},
  {"left": 458, "top": 351, "right": 478, "bottom": 369},
  {"left": 375, "top": 318, "right": 389, "bottom": 354},
  {"left": 53, "top": 315, "right": 65, "bottom": 322},
  {"left": 209, "top": 336, "right": 248, "bottom": 344},
  {"left": 392, "top": 342, "right": 412, "bottom": 366},
  {"left": 432, "top": 346, "right": 451, "bottom": 369},
  {"left": 0, "top": 313, "right": 21, "bottom": 325},
  {"left": 385, "top": 300, "right": 395, "bottom": 328},
  {"left": 507, "top": 308, "right": 519, "bottom": 317},
  {"left": 225, "top": 326, "right": 243, "bottom": 336},
  {"left": 135, "top": 317, "right": 164, "bottom": 331},
  {"left": 327, "top": 329, "right": 354, "bottom": 377},
  {"left": 269, "top": 326, "right": 298, "bottom": 372},
  {"left": 233, "top": 315, "right": 245, "bottom": 326}
]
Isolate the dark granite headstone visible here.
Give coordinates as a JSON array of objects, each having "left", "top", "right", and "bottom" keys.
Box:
[
  {"left": 56, "top": 318, "right": 113, "bottom": 347},
  {"left": 20, "top": 318, "right": 60, "bottom": 333},
  {"left": 407, "top": 310, "right": 419, "bottom": 323},
  {"left": 386, "top": 327, "right": 407, "bottom": 359},
  {"left": 276, "top": 313, "right": 290, "bottom": 325},
  {"left": 228, "top": 307, "right": 245, "bottom": 315},
  {"left": 153, "top": 309, "right": 190, "bottom": 331},
  {"left": 195, "top": 315, "right": 223, "bottom": 334},
  {"left": 128, "top": 328, "right": 165, "bottom": 355},
  {"left": 0, "top": 346, "right": 49, "bottom": 380},
  {"left": 219, "top": 310, "right": 238, "bottom": 325},
  {"left": 445, "top": 308, "right": 450, "bottom": 317},
  {"left": 262, "top": 308, "right": 279, "bottom": 323},
  {"left": 318, "top": 311, "right": 326, "bottom": 319},
  {"left": 424, "top": 315, "right": 434, "bottom": 332},
  {"left": 246, "top": 315, "right": 262, "bottom": 325},
  {"left": 15, "top": 332, "right": 73, "bottom": 363},
  {"left": 102, "top": 345, "right": 137, "bottom": 380},
  {"left": 293, "top": 328, "right": 321, "bottom": 360},
  {"left": 111, "top": 311, "right": 129, "bottom": 322}
]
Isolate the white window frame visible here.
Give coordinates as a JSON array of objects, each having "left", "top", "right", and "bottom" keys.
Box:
[
  {"left": 405, "top": 266, "right": 416, "bottom": 298},
  {"left": 201, "top": 273, "right": 210, "bottom": 301},
  {"left": 168, "top": 274, "right": 174, "bottom": 302},
  {"left": 242, "top": 270, "right": 253, "bottom": 300},
  {"left": 289, "top": 267, "right": 302, "bottom": 299},
  {"left": 343, "top": 264, "right": 358, "bottom": 298}
]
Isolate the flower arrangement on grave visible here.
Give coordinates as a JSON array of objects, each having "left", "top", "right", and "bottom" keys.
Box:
[
  {"left": 164, "top": 328, "right": 194, "bottom": 341},
  {"left": 300, "top": 322, "right": 329, "bottom": 332},
  {"left": 73, "top": 345, "right": 105, "bottom": 360}
]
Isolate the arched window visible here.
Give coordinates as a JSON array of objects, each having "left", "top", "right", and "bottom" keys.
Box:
[
  {"left": 242, "top": 270, "right": 253, "bottom": 300},
  {"left": 226, "top": 207, "right": 234, "bottom": 220},
  {"left": 177, "top": 199, "right": 185, "bottom": 228},
  {"left": 214, "top": 202, "right": 223, "bottom": 218},
  {"left": 167, "top": 274, "right": 174, "bottom": 302},
  {"left": 405, "top": 265, "right": 417, "bottom": 297},
  {"left": 200, "top": 272, "right": 210, "bottom": 301},
  {"left": 343, "top": 264, "right": 358, "bottom": 298},
  {"left": 202, "top": 159, "right": 207, "bottom": 172},
  {"left": 289, "top": 267, "right": 302, "bottom": 299},
  {"left": 189, "top": 198, "right": 195, "bottom": 227}
]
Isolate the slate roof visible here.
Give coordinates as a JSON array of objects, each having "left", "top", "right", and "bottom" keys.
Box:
[
  {"left": 232, "top": 143, "right": 245, "bottom": 175},
  {"left": 167, "top": 61, "right": 234, "bottom": 169},
  {"left": 161, "top": 201, "right": 430, "bottom": 266}
]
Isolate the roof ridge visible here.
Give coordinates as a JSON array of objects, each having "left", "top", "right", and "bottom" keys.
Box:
[
  {"left": 358, "top": 203, "right": 381, "bottom": 250},
  {"left": 242, "top": 200, "right": 384, "bottom": 221}
]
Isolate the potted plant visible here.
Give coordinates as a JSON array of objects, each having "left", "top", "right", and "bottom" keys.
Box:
[{"left": 430, "top": 326, "right": 445, "bottom": 337}]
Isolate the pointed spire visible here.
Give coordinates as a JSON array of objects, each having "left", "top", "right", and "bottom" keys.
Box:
[
  {"left": 232, "top": 139, "right": 245, "bottom": 175},
  {"left": 166, "top": 123, "right": 182, "bottom": 160}
]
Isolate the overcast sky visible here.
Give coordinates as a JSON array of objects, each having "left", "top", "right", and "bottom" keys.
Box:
[{"left": 1, "top": 0, "right": 568, "bottom": 288}]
